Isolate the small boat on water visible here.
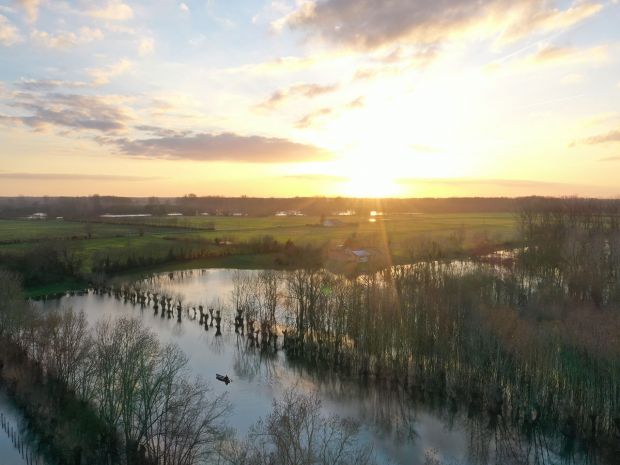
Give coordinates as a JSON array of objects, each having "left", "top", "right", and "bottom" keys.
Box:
[{"left": 216, "top": 374, "right": 232, "bottom": 385}]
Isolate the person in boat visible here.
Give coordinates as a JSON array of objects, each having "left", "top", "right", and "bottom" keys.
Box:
[{"left": 216, "top": 374, "right": 232, "bottom": 385}]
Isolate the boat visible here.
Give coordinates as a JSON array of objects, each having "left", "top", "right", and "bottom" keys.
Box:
[{"left": 216, "top": 374, "right": 232, "bottom": 385}]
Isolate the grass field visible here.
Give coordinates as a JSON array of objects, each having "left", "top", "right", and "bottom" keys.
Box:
[
  {"left": 0, "top": 219, "right": 175, "bottom": 243},
  {"left": 0, "top": 212, "right": 519, "bottom": 280}
]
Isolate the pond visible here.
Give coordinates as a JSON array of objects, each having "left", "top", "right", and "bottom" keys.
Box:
[{"left": 35, "top": 268, "right": 611, "bottom": 465}]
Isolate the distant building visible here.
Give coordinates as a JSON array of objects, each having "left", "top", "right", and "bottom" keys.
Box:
[
  {"left": 27, "top": 212, "right": 47, "bottom": 220},
  {"left": 351, "top": 249, "right": 372, "bottom": 263},
  {"left": 167, "top": 212, "right": 183, "bottom": 216},
  {"left": 335, "top": 210, "right": 356, "bottom": 216},
  {"left": 327, "top": 246, "right": 385, "bottom": 265},
  {"left": 275, "top": 210, "right": 305, "bottom": 216}
]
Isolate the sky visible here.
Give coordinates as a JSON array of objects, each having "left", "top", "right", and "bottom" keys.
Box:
[{"left": 0, "top": 0, "right": 619, "bottom": 198}]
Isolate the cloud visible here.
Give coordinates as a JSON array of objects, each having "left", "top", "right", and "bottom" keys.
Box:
[
  {"left": 486, "top": 44, "right": 608, "bottom": 73},
  {"left": 578, "top": 129, "right": 620, "bottom": 145},
  {"left": 259, "top": 82, "right": 339, "bottom": 109},
  {"left": 138, "top": 37, "right": 154, "bottom": 56},
  {"left": 1, "top": 92, "right": 131, "bottom": 133},
  {"left": 88, "top": 58, "right": 132, "bottom": 85},
  {"left": 31, "top": 27, "right": 104, "bottom": 48},
  {"left": 561, "top": 73, "right": 583, "bottom": 85},
  {"left": 179, "top": 3, "right": 189, "bottom": 13},
  {"left": 295, "top": 107, "right": 332, "bottom": 128},
  {"left": 114, "top": 132, "right": 331, "bottom": 163},
  {"left": 88, "top": 1, "right": 133, "bottom": 21},
  {"left": 599, "top": 156, "right": 620, "bottom": 162},
  {"left": 396, "top": 177, "right": 591, "bottom": 189},
  {"left": 0, "top": 172, "right": 159, "bottom": 181},
  {"left": 15, "top": 78, "right": 90, "bottom": 90},
  {"left": 529, "top": 44, "right": 607, "bottom": 65},
  {"left": 15, "top": 0, "right": 39, "bottom": 22},
  {"left": 281, "top": 0, "right": 602, "bottom": 50},
  {"left": 283, "top": 174, "right": 348, "bottom": 182},
  {"left": 0, "top": 14, "right": 22, "bottom": 45},
  {"left": 346, "top": 96, "right": 364, "bottom": 109},
  {"left": 134, "top": 124, "right": 189, "bottom": 138}
]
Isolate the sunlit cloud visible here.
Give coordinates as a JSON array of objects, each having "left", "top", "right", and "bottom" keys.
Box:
[
  {"left": 30, "top": 27, "right": 104, "bottom": 49},
  {"left": 15, "top": 0, "right": 40, "bottom": 23},
  {"left": 295, "top": 107, "right": 332, "bottom": 128},
  {"left": 88, "top": 0, "right": 133, "bottom": 21},
  {"left": 258, "top": 82, "right": 339, "bottom": 109},
  {"left": 137, "top": 37, "right": 154, "bottom": 56},
  {"left": 0, "top": 14, "right": 21, "bottom": 45},
  {"left": 88, "top": 58, "right": 132, "bottom": 85}
]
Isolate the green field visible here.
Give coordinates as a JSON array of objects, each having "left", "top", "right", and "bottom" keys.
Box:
[
  {"left": 0, "top": 213, "right": 519, "bottom": 281},
  {"left": 0, "top": 219, "right": 175, "bottom": 243}
]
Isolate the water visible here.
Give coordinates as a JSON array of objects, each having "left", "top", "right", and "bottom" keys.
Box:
[
  {"left": 0, "top": 391, "right": 45, "bottom": 465},
  {"left": 35, "top": 269, "right": 607, "bottom": 465}
]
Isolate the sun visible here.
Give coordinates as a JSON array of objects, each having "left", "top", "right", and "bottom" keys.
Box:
[
  {"left": 342, "top": 172, "right": 400, "bottom": 197},
  {"left": 334, "top": 143, "right": 403, "bottom": 197}
]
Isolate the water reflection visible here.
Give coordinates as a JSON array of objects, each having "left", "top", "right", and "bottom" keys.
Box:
[
  {"left": 35, "top": 269, "right": 613, "bottom": 465},
  {"left": 0, "top": 391, "right": 46, "bottom": 465}
]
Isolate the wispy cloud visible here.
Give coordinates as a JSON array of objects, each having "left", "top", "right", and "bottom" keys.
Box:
[
  {"left": 486, "top": 44, "right": 608, "bottom": 73},
  {"left": 15, "top": 78, "right": 90, "bottom": 91},
  {"left": 258, "top": 82, "right": 339, "bottom": 109},
  {"left": 283, "top": 174, "right": 348, "bottom": 182},
  {"left": 578, "top": 129, "right": 620, "bottom": 145},
  {"left": 0, "top": 172, "right": 160, "bottom": 181},
  {"left": 295, "top": 107, "right": 332, "bottom": 128},
  {"left": 114, "top": 132, "right": 332, "bottom": 163}
]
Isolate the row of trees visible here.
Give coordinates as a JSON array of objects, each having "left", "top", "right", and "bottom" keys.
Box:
[{"left": 224, "top": 257, "right": 620, "bottom": 446}]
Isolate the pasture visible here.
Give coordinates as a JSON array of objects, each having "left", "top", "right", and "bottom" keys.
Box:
[{"left": 0, "top": 212, "right": 519, "bottom": 280}]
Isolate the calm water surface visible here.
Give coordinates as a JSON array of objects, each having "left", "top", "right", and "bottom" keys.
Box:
[{"left": 35, "top": 269, "right": 602, "bottom": 465}]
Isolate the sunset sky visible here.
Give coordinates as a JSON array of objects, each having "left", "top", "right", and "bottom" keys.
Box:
[{"left": 0, "top": 0, "right": 619, "bottom": 198}]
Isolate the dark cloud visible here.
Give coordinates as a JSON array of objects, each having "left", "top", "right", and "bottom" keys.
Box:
[
  {"left": 115, "top": 132, "right": 331, "bottom": 163},
  {"left": 1, "top": 91, "right": 130, "bottom": 133},
  {"left": 259, "top": 83, "right": 338, "bottom": 109},
  {"left": 0, "top": 172, "right": 159, "bottom": 181},
  {"left": 284, "top": 0, "right": 602, "bottom": 50},
  {"left": 579, "top": 129, "right": 620, "bottom": 145},
  {"left": 295, "top": 107, "right": 332, "bottom": 128}
]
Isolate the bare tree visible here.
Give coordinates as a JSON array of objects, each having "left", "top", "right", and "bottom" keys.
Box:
[{"left": 223, "top": 389, "right": 375, "bottom": 465}]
